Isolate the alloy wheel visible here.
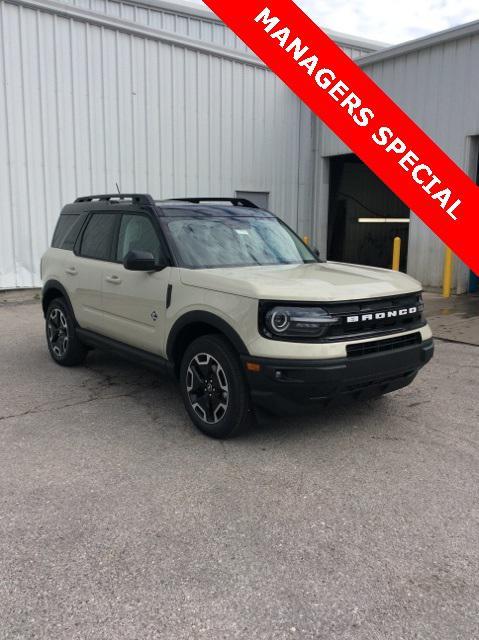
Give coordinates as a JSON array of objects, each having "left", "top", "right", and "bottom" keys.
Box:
[
  {"left": 186, "top": 352, "right": 229, "bottom": 424},
  {"left": 47, "top": 308, "right": 69, "bottom": 358}
]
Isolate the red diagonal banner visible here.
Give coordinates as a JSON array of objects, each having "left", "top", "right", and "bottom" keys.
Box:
[{"left": 203, "top": 0, "right": 479, "bottom": 274}]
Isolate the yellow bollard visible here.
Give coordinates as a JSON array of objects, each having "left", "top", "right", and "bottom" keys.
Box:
[
  {"left": 303, "top": 235, "right": 309, "bottom": 245},
  {"left": 391, "top": 236, "right": 401, "bottom": 271},
  {"left": 442, "top": 247, "right": 453, "bottom": 298}
]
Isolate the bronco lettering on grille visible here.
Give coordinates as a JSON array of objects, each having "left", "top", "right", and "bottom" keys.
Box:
[{"left": 346, "top": 306, "right": 418, "bottom": 324}]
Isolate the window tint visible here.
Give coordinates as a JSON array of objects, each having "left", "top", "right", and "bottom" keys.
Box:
[
  {"left": 117, "top": 214, "right": 163, "bottom": 263},
  {"left": 52, "top": 213, "right": 87, "bottom": 250},
  {"left": 80, "top": 213, "right": 118, "bottom": 261}
]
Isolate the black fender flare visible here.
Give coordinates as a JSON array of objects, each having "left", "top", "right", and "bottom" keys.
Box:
[
  {"left": 42, "top": 279, "right": 77, "bottom": 323},
  {"left": 166, "top": 310, "right": 250, "bottom": 361}
]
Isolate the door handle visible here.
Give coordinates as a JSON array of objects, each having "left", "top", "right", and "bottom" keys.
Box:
[
  {"left": 105, "top": 275, "right": 122, "bottom": 284},
  {"left": 65, "top": 267, "right": 77, "bottom": 275}
]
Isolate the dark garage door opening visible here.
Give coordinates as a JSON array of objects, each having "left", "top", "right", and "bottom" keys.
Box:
[
  {"left": 327, "top": 154, "right": 410, "bottom": 271},
  {"left": 469, "top": 149, "right": 479, "bottom": 292}
]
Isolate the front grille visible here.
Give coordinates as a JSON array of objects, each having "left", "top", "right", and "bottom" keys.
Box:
[
  {"left": 259, "top": 292, "right": 425, "bottom": 343},
  {"left": 322, "top": 293, "right": 424, "bottom": 341},
  {"left": 346, "top": 332, "right": 422, "bottom": 358}
]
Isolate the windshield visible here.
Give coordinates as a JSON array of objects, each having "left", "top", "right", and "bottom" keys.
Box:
[{"left": 162, "top": 215, "right": 317, "bottom": 268}]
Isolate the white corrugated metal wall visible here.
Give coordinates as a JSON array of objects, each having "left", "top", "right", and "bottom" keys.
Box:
[
  {"left": 0, "top": 0, "right": 304, "bottom": 288},
  {"left": 0, "top": 0, "right": 381, "bottom": 289},
  {"left": 57, "top": 0, "right": 381, "bottom": 59},
  {"left": 318, "top": 24, "right": 479, "bottom": 292},
  {"left": 60, "top": 0, "right": 253, "bottom": 52}
]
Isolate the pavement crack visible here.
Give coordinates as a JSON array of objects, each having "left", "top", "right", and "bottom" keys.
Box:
[
  {"left": 0, "top": 384, "right": 157, "bottom": 422},
  {"left": 434, "top": 336, "right": 479, "bottom": 347}
]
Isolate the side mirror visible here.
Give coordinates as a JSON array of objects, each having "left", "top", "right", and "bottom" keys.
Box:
[{"left": 123, "top": 250, "right": 157, "bottom": 271}]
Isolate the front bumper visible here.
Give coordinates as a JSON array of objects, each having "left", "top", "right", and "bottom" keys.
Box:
[{"left": 242, "top": 338, "right": 434, "bottom": 414}]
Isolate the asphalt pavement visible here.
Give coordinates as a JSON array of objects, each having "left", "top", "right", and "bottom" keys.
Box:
[
  {"left": 0, "top": 300, "right": 478, "bottom": 640},
  {"left": 424, "top": 292, "right": 479, "bottom": 346}
]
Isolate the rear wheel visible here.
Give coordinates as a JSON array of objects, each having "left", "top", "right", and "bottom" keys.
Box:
[
  {"left": 179, "top": 334, "right": 252, "bottom": 438},
  {"left": 46, "top": 298, "right": 87, "bottom": 366}
]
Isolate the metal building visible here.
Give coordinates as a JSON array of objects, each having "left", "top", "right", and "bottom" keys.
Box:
[
  {"left": 1, "top": 0, "right": 476, "bottom": 293},
  {"left": 317, "top": 22, "right": 479, "bottom": 293},
  {"left": 0, "top": 0, "right": 381, "bottom": 289}
]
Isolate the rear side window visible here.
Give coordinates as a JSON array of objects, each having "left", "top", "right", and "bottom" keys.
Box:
[
  {"left": 51, "top": 213, "right": 87, "bottom": 250},
  {"left": 80, "top": 213, "right": 119, "bottom": 261}
]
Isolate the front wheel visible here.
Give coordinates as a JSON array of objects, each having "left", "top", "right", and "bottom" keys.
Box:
[{"left": 179, "top": 334, "right": 252, "bottom": 438}]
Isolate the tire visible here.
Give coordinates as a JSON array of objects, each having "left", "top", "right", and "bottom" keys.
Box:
[
  {"left": 45, "top": 297, "right": 87, "bottom": 367},
  {"left": 179, "top": 334, "right": 252, "bottom": 438}
]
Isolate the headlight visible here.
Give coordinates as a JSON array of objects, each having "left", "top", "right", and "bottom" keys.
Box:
[{"left": 263, "top": 305, "right": 339, "bottom": 338}]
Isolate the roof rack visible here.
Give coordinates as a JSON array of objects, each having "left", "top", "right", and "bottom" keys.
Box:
[
  {"left": 170, "top": 197, "right": 259, "bottom": 208},
  {"left": 75, "top": 193, "right": 155, "bottom": 205}
]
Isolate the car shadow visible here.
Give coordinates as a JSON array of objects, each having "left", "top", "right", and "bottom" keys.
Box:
[{"left": 76, "top": 348, "right": 393, "bottom": 446}]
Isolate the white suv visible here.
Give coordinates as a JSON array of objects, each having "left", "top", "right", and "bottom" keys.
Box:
[{"left": 41, "top": 194, "right": 434, "bottom": 438}]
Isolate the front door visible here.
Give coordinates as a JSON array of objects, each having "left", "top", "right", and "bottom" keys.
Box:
[{"left": 101, "top": 212, "right": 170, "bottom": 356}]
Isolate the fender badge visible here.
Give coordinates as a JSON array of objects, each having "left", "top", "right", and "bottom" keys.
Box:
[{"left": 151, "top": 311, "right": 158, "bottom": 321}]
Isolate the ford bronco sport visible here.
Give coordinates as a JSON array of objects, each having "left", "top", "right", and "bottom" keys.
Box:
[{"left": 41, "top": 194, "right": 434, "bottom": 438}]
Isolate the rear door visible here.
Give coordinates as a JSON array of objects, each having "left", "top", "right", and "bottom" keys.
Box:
[
  {"left": 101, "top": 212, "right": 171, "bottom": 355},
  {"left": 67, "top": 212, "right": 120, "bottom": 332}
]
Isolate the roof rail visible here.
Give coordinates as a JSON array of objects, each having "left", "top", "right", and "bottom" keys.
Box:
[
  {"left": 170, "top": 197, "right": 259, "bottom": 208},
  {"left": 75, "top": 193, "right": 155, "bottom": 205}
]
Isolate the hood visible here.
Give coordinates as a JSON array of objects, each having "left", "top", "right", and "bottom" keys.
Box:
[{"left": 179, "top": 261, "right": 422, "bottom": 302}]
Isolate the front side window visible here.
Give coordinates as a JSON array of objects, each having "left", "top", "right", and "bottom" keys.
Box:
[
  {"left": 162, "top": 215, "right": 316, "bottom": 269},
  {"left": 116, "top": 214, "right": 163, "bottom": 263},
  {"left": 80, "top": 213, "right": 118, "bottom": 261}
]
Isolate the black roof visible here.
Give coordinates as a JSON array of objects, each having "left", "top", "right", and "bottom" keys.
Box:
[
  {"left": 62, "top": 194, "right": 275, "bottom": 217},
  {"left": 159, "top": 202, "right": 273, "bottom": 218},
  {"left": 166, "top": 197, "right": 258, "bottom": 207},
  {"left": 74, "top": 193, "right": 155, "bottom": 205}
]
